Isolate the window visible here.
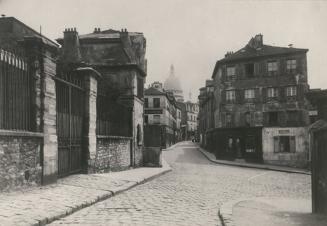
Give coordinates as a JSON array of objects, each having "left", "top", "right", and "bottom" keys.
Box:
[
  {"left": 227, "top": 66, "right": 236, "bottom": 79},
  {"left": 267, "top": 88, "right": 278, "bottom": 98},
  {"left": 153, "top": 115, "right": 160, "bottom": 124},
  {"left": 245, "top": 89, "right": 255, "bottom": 99},
  {"left": 245, "top": 136, "right": 256, "bottom": 153},
  {"left": 153, "top": 98, "right": 160, "bottom": 108},
  {"left": 286, "top": 86, "right": 297, "bottom": 97},
  {"left": 144, "top": 115, "right": 148, "bottom": 124},
  {"left": 274, "top": 136, "right": 296, "bottom": 153},
  {"left": 267, "top": 61, "right": 278, "bottom": 75},
  {"left": 286, "top": 59, "right": 297, "bottom": 73},
  {"left": 144, "top": 98, "right": 148, "bottom": 108},
  {"left": 268, "top": 112, "right": 278, "bottom": 126},
  {"left": 226, "top": 90, "right": 236, "bottom": 101},
  {"left": 245, "top": 63, "right": 254, "bottom": 77}
]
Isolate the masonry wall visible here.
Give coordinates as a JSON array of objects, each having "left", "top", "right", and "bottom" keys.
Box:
[
  {"left": 0, "top": 133, "right": 43, "bottom": 191},
  {"left": 93, "top": 137, "right": 131, "bottom": 172},
  {"left": 262, "top": 127, "right": 309, "bottom": 168},
  {"left": 133, "top": 98, "right": 144, "bottom": 166}
]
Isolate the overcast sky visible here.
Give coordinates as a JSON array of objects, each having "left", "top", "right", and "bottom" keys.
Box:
[{"left": 1, "top": 0, "right": 327, "bottom": 101}]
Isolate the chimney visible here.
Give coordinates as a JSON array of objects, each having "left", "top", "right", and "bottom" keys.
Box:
[
  {"left": 248, "top": 34, "right": 263, "bottom": 49},
  {"left": 120, "top": 28, "right": 131, "bottom": 47},
  {"left": 225, "top": 51, "right": 233, "bottom": 58},
  {"left": 62, "top": 27, "right": 82, "bottom": 63},
  {"left": 93, "top": 27, "right": 101, "bottom": 33}
]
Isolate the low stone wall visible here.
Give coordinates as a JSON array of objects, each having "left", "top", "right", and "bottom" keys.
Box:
[
  {"left": 0, "top": 131, "right": 43, "bottom": 192},
  {"left": 91, "top": 136, "right": 132, "bottom": 173}
]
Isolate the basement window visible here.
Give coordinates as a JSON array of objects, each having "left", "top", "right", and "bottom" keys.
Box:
[{"left": 274, "top": 136, "right": 296, "bottom": 153}]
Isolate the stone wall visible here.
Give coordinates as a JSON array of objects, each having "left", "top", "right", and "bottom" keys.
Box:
[
  {"left": 133, "top": 98, "right": 144, "bottom": 166},
  {"left": 92, "top": 137, "right": 131, "bottom": 172},
  {"left": 0, "top": 132, "right": 43, "bottom": 192},
  {"left": 262, "top": 127, "right": 309, "bottom": 168}
]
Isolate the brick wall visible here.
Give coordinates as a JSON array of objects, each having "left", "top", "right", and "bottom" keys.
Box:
[
  {"left": 92, "top": 137, "right": 131, "bottom": 172},
  {"left": 0, "top": 133, "right": 42, "bottom": 191}
]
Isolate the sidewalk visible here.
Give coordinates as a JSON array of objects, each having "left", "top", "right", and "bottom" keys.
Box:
[
  {"left": 219, "top": 197, "right": 327, "bottom": 226},
  {"left": 0, "top": 161, "right": 171, "bottom": 226},
  {"left": 197, "top": 146, "right": 310, "bottom": 175}
]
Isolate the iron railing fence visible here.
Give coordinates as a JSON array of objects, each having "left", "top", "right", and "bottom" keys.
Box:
[{"left": 0, "top": 47, "right": 35, "bottom": 131}]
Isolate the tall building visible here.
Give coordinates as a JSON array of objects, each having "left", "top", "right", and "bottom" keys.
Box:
[
  {"left": 206, "top": 34, "right": 310, "bottom": 168},
  {"left": 144, "top": 82, "right": 180, "bottom": 148},
  {"left": 164, "top": 64, "right": 184, "bottom": 102}
]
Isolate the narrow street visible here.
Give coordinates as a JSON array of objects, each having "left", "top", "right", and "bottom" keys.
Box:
[{"left": 50, "top": 141, "right": 311, "bottom": 225}]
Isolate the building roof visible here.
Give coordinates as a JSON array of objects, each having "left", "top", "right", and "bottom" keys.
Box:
[
  {"left": 218, "top": 45, "right": 308, "bottom": 64},
  {"left": 212, "top": 34, "right": 308, "bottom": 78},
  {"left": 79, "top": 29, "right": 143, "bottom": 40},
  {"left": 0, "top": 17, "right": 59, "bottom": 49},
  {"left": 144, "top": 87, "right": 165, "bottom": 96}
]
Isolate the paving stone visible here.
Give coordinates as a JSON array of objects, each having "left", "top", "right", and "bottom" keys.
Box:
[{"left": 49, "top": 141, "right": 310, "bottom": 226}]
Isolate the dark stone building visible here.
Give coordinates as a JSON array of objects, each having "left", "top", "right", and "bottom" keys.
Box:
[
  {"left": 198, "top": 80, "right": 214, "bottom": 147},
  {"left": 0, "top": 17, "right": 147, "bottom": 191},
  {"left": 56, "top": 27, "right": 147, "bottom": 173},
  {"left": 207, "top": 34, "right": 310, "bottom": 167}
]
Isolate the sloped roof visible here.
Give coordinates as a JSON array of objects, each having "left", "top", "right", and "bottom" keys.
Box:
[
  {"left": 79, "top": 29, "right": 143, "bottom": 40},
  {"left": 219, "top": 44, "right": 308, "bottom": 64},
  {"left": 144, "top": 87, "right": 165, "bottom": 96}
]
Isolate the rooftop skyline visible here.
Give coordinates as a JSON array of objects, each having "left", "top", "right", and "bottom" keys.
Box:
[{"left": 1, "top": 0, "right": 327, "bottom": 102}]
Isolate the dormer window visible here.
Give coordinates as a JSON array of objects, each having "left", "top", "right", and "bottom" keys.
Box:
[{"left": 286, "top": 59, "right": 297, "bottom": 73}]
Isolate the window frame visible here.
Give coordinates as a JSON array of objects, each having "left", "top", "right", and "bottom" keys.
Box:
[
  {"left": 267, "top": 87, "right": 278, "bottom": 98},
  {"left": 153, "top": 98, "right": 160, "bottom": 108},
  {"left": 226, "top": 90, "right": 236, "bottom": 101},
  {"left": 267, "top": 61, "right": 278, "bottom": 75},
  {"left": 286, "top": 59, "right": 297, "bottom": 73},
  {"left": 226, "top": 66, "right": 236, "bottom": 79},
  {"left": 244, "top": 89, "right": 255, "bottom": 99},
  {"left": 286, "top": 86, "right": 297, "bottom": 97}
]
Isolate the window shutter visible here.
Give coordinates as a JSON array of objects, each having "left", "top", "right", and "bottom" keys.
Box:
[
  {"left": 297, "top": 58, "right": 302, "bottom": 74},
  {"left": 279, "top": 87, "right": 285, "bottom": 102},
  {"left": 221, "top": 112, "right": 226, "bottom": 127},
  {"left": 237, "top": 89, "right": 243, "bottom": 103},
  {"left": 254, "top": 62, "right": 260, "bottom": 77},
  {"left": 274, "top": 137, "right": 279, "bottom": 153},
  {"left": 261, "top": 87, "right": 267, "bottom": 102},
  {"left": 290, "top": 136, "right": 296, "bottom": 153},
  {"left": 222, "top": 65, "right": 227, "bottom": 81},
  {"left": 254, "top": 88, "right": 260, "bottom": 102},
  {"left": 280, "top": 59, "right": 285, "bottom": 75},
  {"left": 297, "top": 84, "right": 304, "bottom": 101}
]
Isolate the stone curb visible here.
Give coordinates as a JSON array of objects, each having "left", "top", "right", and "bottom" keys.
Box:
[
  {"left": 35, "top": 166, "right": 172, "bottom": 226},
  {"left": 218, "top": 198, "right": 252, "bottom": 226},
  {"left": 197, "top": 147, "right": 311, "bottom": 175}
]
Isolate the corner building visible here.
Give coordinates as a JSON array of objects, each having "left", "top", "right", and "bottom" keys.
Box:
[{"left": 209, "top": 34, "right": 310, "bottom": 168}]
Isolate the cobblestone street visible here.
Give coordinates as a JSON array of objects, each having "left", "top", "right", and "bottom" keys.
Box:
[{"left": 50, "top": 142, "right": 311, "bottom": 226}]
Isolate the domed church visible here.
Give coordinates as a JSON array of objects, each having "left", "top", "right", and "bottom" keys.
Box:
[{"left": 163, "top": 64, "right": 184, "bottom": 102}]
